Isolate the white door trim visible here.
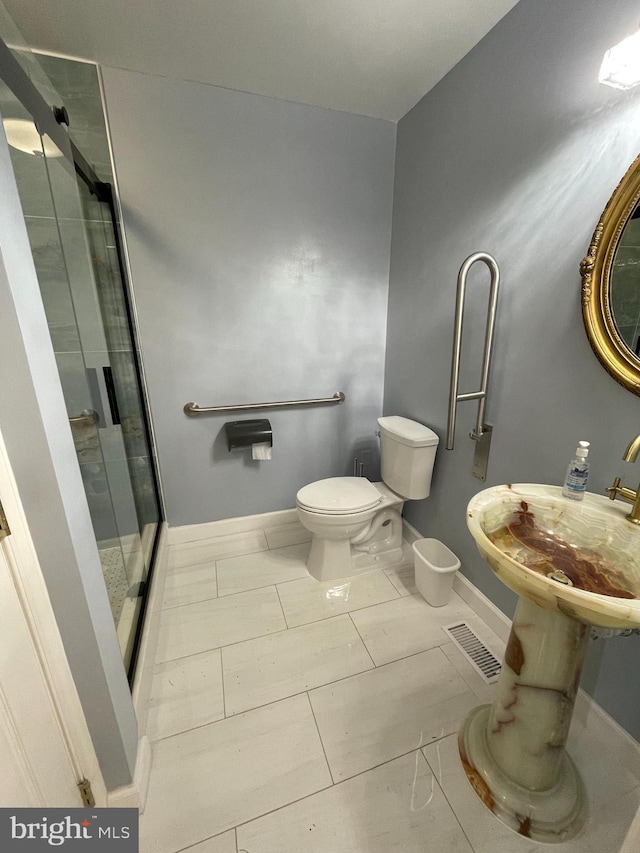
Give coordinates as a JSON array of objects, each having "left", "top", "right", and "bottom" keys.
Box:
[{"left": 0, "top": 426, "right": 107, "bottom": 806}]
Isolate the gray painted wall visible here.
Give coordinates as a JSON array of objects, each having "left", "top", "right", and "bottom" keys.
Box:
[
  {"left": 101, "top": 68, "right": 396, "bottom": 527},
  {"left": 386, "top": 0, "right": 640, "bottom": 737}
]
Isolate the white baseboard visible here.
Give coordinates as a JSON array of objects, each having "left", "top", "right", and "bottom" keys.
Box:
[
  {"left": 452, "top": 572, "right": 512, "bottom": 644},
  {"left": 168, "top": 508, "right": 299, "bottom": 545},
  {"left": 402, "top": 519, "right": 640, "bottom": 783},
  {"left": 400, "top": 519, "right": 422, "bottom": 545}
]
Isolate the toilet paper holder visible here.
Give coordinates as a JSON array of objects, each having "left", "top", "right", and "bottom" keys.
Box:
[{"left": 224, "top": 419, "right": 273, "bottom": 451}]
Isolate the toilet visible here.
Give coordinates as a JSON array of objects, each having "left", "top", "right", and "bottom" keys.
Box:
[{"left": 296, "top": 416, "right": 439, "bottom": 581}]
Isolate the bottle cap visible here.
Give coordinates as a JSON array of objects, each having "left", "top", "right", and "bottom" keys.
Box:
[{"left": 576, "top": 441, "right": 590, "bottom": 458}]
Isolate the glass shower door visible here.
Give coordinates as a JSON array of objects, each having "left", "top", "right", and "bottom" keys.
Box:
[
  {"left": 0, "top": 75, "right": 161, "bottom": 676},
  {"left": 77, "top": 176, "right": 161, "bottom": 632}
]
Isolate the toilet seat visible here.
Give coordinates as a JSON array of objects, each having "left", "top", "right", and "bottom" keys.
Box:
[{"left": 296, "top": 477, "right": 382, "bottom": 514}]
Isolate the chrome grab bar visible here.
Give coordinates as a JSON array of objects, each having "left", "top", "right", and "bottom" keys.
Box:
[
  {"left": 184, "top": 391, "right": 346, "bottom": 416},
  {"left": 446, "top": 252, "right": 500, "bottom": 450}
]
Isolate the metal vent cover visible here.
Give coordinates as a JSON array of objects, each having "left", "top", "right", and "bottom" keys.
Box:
[{"left": 443, "top": 622, "right": 502, "bottom": 683}]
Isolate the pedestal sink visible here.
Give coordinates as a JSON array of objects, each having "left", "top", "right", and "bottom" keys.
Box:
[{"left": 459, "top": 484, "right": 640, "bottom": 843}]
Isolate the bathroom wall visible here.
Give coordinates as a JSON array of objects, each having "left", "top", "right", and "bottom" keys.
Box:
[
  {"left": 100, "top": 67, "right": 396, "bottom": 527},
  {"left": 385, "top": 0, "right": 640, "bottom": 737}
]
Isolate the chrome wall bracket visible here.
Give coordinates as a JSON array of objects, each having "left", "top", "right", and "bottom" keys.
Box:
[{"left": 471, "top": 424, "right": 493, "bottom": 481}]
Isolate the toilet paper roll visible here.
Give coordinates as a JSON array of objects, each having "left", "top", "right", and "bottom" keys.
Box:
[{"left": 252, "top": 442, "right": 272, "bottom": 461}]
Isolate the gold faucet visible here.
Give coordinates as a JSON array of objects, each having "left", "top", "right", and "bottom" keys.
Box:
[{"left": 606, "top": 433, "right": 640, "bottom": 524}]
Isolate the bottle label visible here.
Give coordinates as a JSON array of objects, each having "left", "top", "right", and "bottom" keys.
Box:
[{"left": 565, "top": 467, "right": 588, "bottom": 491}]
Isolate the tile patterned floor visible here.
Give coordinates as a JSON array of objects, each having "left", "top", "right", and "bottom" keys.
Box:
[{"left": 141, "top": 521, "right": 640, "bottom": 853}]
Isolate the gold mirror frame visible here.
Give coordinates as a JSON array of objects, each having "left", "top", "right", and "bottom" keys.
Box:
[{"left": 581, "top": 153, "right": 640, "bottom": 395}]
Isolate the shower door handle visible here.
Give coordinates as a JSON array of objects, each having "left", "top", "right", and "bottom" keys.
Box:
[
  {"left": 103, "top": 366, "right": 121, "bottom": 426},
  {"left": 69, "top": 409, "right": 99, "bottom": 427},
  {"left": 84, "top": 366, "right": 120, "bottom": 427}
]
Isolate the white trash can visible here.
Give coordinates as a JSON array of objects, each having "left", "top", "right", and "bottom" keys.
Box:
[{"left": 412, "top": 538, "right": 460, "bottom": 607}]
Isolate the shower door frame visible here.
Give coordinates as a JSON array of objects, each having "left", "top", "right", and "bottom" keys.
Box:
[
  {"left": 73, "top": 162, "right": 165, "bottom": 684},
  {"left": 0, "top": 36, "right": 164, "bottom": 683},
  {"left": 75, "top": 174, "right": 164, "bottom": 684}
]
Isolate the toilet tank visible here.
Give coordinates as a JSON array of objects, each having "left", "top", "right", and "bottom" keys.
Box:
[{"left": 377, "top": 416, "right": 439, "bottom": 499}]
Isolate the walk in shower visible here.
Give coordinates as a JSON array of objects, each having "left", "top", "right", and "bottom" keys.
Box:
[{"left": 0, "top": 17, "right": 163, "bottom": 678}]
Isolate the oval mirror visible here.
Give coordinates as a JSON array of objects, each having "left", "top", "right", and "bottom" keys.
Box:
[{"left": 581, "top": 153, "right": 640, "bottom": 395}]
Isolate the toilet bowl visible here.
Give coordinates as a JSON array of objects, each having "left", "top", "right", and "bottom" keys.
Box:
[
  {"left": 297, "top": 479, "right": 404, "bottom": 580},
  {"left": 296, "top": 416, "right": 439, "bottom": 582}
]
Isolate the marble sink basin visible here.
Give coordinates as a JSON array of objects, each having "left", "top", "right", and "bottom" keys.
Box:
[{"left": 467, "top": 483, "right": 640, "bottom": 629}]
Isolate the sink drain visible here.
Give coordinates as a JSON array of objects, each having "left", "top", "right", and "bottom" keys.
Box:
[{"left": 547, "top": 570, "right": 573, "bottom": 586}]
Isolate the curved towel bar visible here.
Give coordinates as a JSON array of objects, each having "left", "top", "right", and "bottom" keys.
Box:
[
  {"left": 184, "top": 391, "right": 345, "bottom": 416},
  {"left": 446, "top": 253, "right": 500, "bottom": 451}
]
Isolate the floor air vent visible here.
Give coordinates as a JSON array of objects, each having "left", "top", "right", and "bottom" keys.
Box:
[{"left": 443, "top": 622, "right": 502, "bottom": 683}]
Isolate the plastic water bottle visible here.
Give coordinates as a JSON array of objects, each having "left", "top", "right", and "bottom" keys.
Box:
[{"left": 562, "top": 441, "right": 590, "bottom": 501}]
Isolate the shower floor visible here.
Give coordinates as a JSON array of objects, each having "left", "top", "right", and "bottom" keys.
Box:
[
  {"left": 100, "top": 546, "right": 129, "bottom": 624},
  {"left": 99, "top": 541, "right": 144, "bottom": 663}
]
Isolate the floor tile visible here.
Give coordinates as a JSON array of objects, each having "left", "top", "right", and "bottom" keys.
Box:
[
  {"left": 236, "top": 750, "right": 473, "bottom": 853},
  {"left": 571, "top": 695, "right": 640, "bottom": 784},
  {"left": 309, "top": 647, "right": 478, "bottom": 781},
  {"left": 440, "top": 642, "right": 498, "bottom": 705},
  {"left": 277, "top": 570, "right": 400, "bottom": 628},
  {"left": 155, "top": 586, "right": 286, "bottom": 663},
  {"left": 222, "top": 615, "right": 373, "bottom": 715},
  {"left": 147, "top": 650, "right": 224, "bottom": 741},
  {"left": 423, "top": 733, "right": 640, "bottom": 853},
  {"left": 145, "top": 517, "right": 640, "bottom": 853},
  {"left": 176, "top": 830, "right": 235, "bottom": 853},
  {"left": 169, "top": 530, "right": 268, "bottom": 569},
  {"left": 141, "top": 694, "right": 331, "bottom": 853},
  {"left": 350, "top": 592, "right": 483, "bottom": 666},
  {"left": 568, "top": 715, "right": 640, "bottom": 811},
  {"left": 264, "top": 522, "right": 311, "bottom": 550},
  {"left": 162, "top": 560, "right": 217, "bottom": 609},
  {"left": 216, "top": 543, "right": 310, "bottom": 597}
]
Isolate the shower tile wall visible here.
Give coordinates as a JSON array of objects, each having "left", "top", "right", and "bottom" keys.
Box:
[
  {"left": 1, "top": 64, "right": 123, "bottom": 538},
  {"left": 60, "top": 58, "right": 156, "bottom": 529},
  {"left": 37, "top": 55, "right": 113, "bottom": 179},
  {"left": 19, "top": 57, "right": 143, "bottom": 546}
]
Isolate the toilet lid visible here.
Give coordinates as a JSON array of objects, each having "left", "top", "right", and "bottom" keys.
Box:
[{"left": 297, "top": 477, "right": 382, "bottom": 514}]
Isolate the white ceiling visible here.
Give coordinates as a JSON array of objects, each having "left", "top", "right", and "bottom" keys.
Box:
[{"left": 2, "top": 0, "right": 519, "bottom": 121}]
